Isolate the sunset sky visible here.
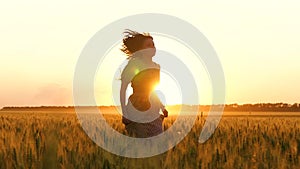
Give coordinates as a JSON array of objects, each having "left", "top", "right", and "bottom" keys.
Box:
[{"left": 0, "top": 1, "right": 299, "bottom": 108}]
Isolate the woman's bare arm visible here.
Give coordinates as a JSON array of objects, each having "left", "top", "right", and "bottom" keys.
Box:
[
  {"left": 120, "top": 81, "right": 129, "bottom": 113},
  {"left": 120, "top": 80, "right": 132, "bottom": 124}
]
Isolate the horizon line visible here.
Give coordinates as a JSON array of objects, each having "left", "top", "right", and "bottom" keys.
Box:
[{"left": 1, "top": 102, "right": 299, "bottom": 109}]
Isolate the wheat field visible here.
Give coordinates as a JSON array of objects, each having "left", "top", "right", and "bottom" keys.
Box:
[{"left": 0, "top": 111, "right": 299, "bottom": 169}]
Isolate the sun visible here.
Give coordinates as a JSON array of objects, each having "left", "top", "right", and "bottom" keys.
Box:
[{"left": 153, "top": 72, "right": 182, "bottom": 106}]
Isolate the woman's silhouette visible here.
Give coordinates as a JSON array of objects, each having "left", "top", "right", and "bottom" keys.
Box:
[{"left": 120, "top": 30, "right": 168, "bottom": 138}]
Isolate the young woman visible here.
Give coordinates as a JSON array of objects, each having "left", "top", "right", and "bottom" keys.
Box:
[{"left": 120, "top": 30, "right": 168, "bottom": 138}]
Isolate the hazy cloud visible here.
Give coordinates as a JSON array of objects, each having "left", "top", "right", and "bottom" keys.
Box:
[{"left": 33, "top": 83, "right": 72, "bottom": 106}]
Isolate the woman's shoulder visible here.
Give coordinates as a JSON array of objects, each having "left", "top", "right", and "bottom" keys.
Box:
[
  {"left": 121, "top": 59, "right": 159, "bottom": 78},
  {"left": 121, "top": 59, "right": 137, "bottom": 82}
]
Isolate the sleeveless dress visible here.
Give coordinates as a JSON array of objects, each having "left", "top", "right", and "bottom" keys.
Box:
[{"left": 121, "top": 55, "right": 164, "bottom": 138}]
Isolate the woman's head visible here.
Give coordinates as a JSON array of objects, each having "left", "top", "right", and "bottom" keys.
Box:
[{"left": 121, "top": 29, "right": 155, "bottom": 58}]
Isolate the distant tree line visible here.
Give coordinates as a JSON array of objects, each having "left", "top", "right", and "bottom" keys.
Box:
[
  {"left": 0, "top": 106, "right": 75, "bottom": 111},
  {"left": 0, "top": 106, "right": 116, "bottom": 111},
  {"left": 1, "top": 103, "right": 300, "bottom": 112},
  {"left": 223, "top": 103, "right": 300, "bottom": 112}
]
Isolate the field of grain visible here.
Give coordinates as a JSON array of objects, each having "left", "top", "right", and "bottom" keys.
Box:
[{"left": 0, "top": 111, "right": 299, "bottom": 169}]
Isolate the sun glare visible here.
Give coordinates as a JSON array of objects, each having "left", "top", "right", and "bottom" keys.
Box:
[{"left": 154, "top": 72, "right": 182, "bottom": 106}]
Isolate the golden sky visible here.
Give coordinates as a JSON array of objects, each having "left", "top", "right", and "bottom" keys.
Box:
[{"left": 0, "top": 1, "right": 300, "bottom": 108}]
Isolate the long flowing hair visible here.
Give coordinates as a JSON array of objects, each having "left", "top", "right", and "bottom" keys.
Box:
[{"left": 120, "top": 29, "right": 153, "bottom": 59}]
